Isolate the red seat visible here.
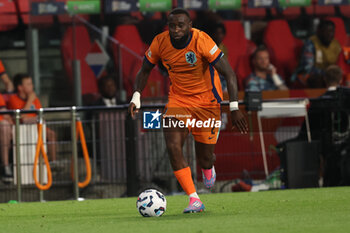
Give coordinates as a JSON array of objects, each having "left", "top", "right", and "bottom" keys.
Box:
[
  {"left": 112, "top": 25, "right": 146, "bottom": 98},
  {"left": 222, "top": 21, "right": 256, "bottom": 90},
  {"left": 327, "top": 17, "right": 347, "bottom": 47},
  {"left": 235, "top": 40, "right": 256, "bottom": 90},
  {"left": 314, "top": 5, "right": 335, "bottom": 16},
  {"left": 340, "top": 5, "right": 350, "bottom": 17},
  {"left": 14, "top": 0, "right": 54, "bottom": 26},
  {"left": 282, "top": 7, "right": 301, "bottom": 19},
  {"left": 112, "top": 25, "right": 167, "bottom": 98},
  {"left": 241, "top": 0, "right": 266, "bottom": 19},
  {"left": 61, "top": 26, "right": 98, "bottom": 94},
  {"left": 243, "top": 7, "right": 266, "bottom": 19},
  {"left": 236, "top": 55, "right": 252, "bottom": 90},
  {"left": 223, "top": 21, "right": 249, "bottom": 71},
  {"left": 263, "top": 20, "right": 303, "bottom": 83},
  {"left": 0, "top": 0, "right": 18, "bottom": 31}
]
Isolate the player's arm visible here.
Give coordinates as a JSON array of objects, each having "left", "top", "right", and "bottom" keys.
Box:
[
  {"left": 128, "top": 59, "right": 155, "bottom": 117},
  {"left": 214, "top": 57, "right": 248, "bottom": 134}
]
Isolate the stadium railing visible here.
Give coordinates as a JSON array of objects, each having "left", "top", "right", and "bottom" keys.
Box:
[{"left": 0, "top": 97, "right": 320, "bottom": 203}]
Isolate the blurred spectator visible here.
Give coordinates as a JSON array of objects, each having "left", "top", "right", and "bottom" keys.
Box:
[
  {"left": 244, "top": 46, "right": 288, "bottom": 91},
  {"left": 324, "top": 65, "right": 343, "bottom": 90},
  {"left": 299, "top": 65, "right": 349, "bottom": 186},
  {"left": 209, "top": 23, "right": 228, "bottom": 91},
  {"left": 0, "top": 59, "right": 14, "bottom": 93},
  {"left": 292, "top": 20, "right": 342, "bottom": 88},
  {"left": 7, "top": 74, "right": 57, "bottom": 162},
  {"left": 94, "top": 76, "right": 118, "bottom": 107},
  {"left": 0, "top": 93, "right": 13, "bottom": 183}
]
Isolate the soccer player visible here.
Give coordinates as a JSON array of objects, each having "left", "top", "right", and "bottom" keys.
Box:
[{"left": 128, "top": 8, "right": 247, "bottom": 213}]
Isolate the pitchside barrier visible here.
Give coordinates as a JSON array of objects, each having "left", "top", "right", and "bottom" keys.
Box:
[{"left": 0, "top": 98, "right": 332, "bottom": 203}]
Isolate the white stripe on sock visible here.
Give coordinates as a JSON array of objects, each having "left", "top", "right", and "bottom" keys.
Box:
[{"left": 189, "top": 192, "right": 199, "bottom": 199}]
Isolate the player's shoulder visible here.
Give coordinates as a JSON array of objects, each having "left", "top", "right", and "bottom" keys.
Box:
[
  {"left": 154, "top": 31, "right": 170, "bottom": 44},
  {"left": 192, "top": 28, "right": 211, "bottom": 40}
]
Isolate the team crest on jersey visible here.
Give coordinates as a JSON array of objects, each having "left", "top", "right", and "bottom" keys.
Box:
[{"left": 185, "top": 51, "right": 197, "bottom": 65}]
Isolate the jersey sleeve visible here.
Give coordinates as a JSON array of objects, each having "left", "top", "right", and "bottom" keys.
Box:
[
  {"left": 0, "top": 60, "right": 6, "bottom": 76},
  {"left": 144, "top": 36, "right": 161, "bottom": 66},
  {"left": 198, "top": 31, "right": 223, "bottom": 66}
]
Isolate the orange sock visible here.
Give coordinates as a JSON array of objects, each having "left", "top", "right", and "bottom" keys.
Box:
[{"left": 174, "top": 167, "right": 196, "bottom": 196}]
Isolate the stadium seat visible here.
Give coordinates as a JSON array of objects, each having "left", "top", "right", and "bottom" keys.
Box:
[
  {"left": 112, "top": 25, "right": 168, "bottom": 98},
  {"left": 0, "top": 0, "right": 18, "bottom": 31},
  {"left": 235, "top": 55, "right": 252, "bottom": 90},
  {"left": 243, "top": 7, "right": 266, "bottom": 20},
  {"left": 112, "top": 25, "right": 146, "bottom": 97},
  {"left": 235, "top": 40, "right": 256, "bottom": 90},
  {"left": 263, "top": 20, "right": 303, "bottom": 84},
  {"left": 327, "top": 17, "right": 347, "bottom": 47},
  {"left": 281, "top": 7, "right": 301, "bottom": 19},
  {"left": 339, "top": 5, "right": 350, "bottom": 17},
  {"left": 61, "top": 26, "right": 98, "bottom": 94},
  {"left": 14, "top": 0, "right": 54, "bottom": 26},
  {"left": 222, "top": 21, "right": 249, "bottom": 71},
  {"left": 314, "top": 5, "right": 335, "bottom": 17}
]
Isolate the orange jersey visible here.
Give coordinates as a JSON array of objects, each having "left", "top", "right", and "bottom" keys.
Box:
[
  {"left": 7, "top": 94, "right": 42, "bottom": 118},
  {"left": 0, "top": 60, "right": 5, "bottom": 75},
  {"left": 145, "top": 28, "right": 223, "bottom": 103},
  {"left": 0, "top": 94, "right": 6, "bottom": 121}
]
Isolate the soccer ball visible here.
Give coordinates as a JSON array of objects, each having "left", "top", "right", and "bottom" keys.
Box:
[{"left": 136, "top": 189, "right": 166, "bottom": 217}]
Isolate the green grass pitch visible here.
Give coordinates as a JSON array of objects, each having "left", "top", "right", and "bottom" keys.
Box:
[{"left": 0, "top": 187, "right": 349, "bottom": 233}]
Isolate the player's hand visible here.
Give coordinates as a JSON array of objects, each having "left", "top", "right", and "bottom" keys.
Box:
[
  {"left": 128, "top": 102, "right": 139, "bottom": 118},
  {"left": 128, "top": 91, "right": 141, "bottom": 118},
  {"left": 231, "top": 110, "right": 248, "bottom": 134}
]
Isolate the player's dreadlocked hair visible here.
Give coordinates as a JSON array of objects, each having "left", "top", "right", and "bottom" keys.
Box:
[{"left": 169, "top": 8, "right": 191, "bottom": 20}]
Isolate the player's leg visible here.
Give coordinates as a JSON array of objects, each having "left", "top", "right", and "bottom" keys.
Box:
[
  {"left": 163, "top": 117, "right": 204, "bottom": 213},
  {"left": 192, "top": 104, "right": 220, "bottom": 189},
  {"left": 163, "top": 118, "right": 189, "bottom": 171},
  {"left": 195, "top": 141, "right": 216, "bottom": 189}
]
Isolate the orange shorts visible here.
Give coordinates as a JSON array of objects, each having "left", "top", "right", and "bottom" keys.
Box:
[{"left": 163, "top": 93, "right": 221, "bottom": 144}]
